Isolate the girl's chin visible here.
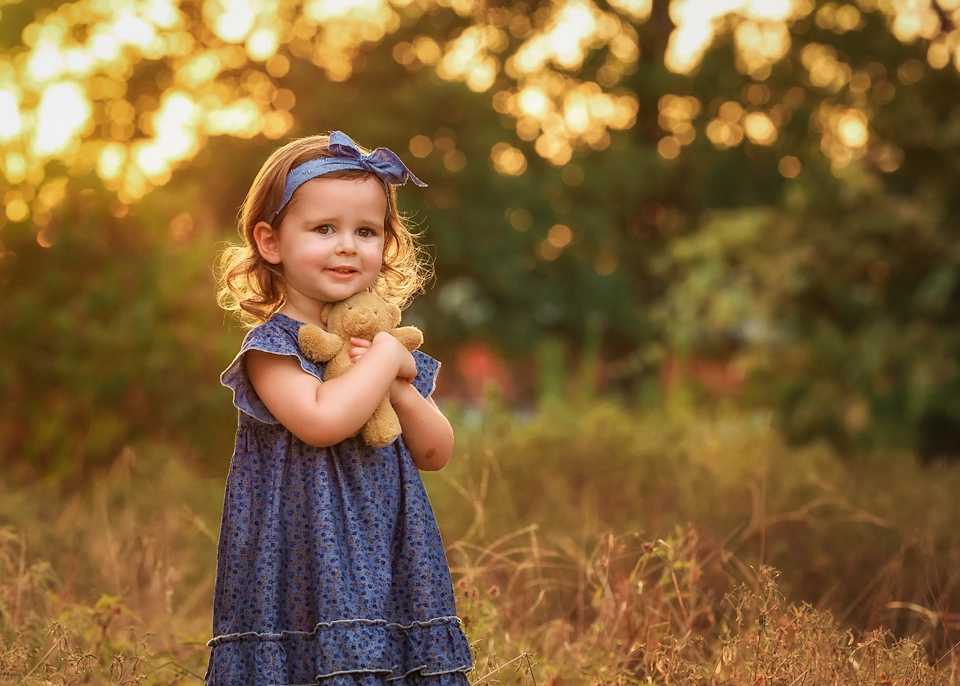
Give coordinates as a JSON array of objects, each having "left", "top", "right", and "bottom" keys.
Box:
[{"left": 309, "top": 283, "right": 375, "bottom": 303}]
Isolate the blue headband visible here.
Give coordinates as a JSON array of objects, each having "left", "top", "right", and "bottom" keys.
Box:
[{"left": 268, "top": 130, "right": 427, "bottom": 223}]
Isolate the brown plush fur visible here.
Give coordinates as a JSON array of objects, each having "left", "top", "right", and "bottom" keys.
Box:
[{"left": 298, "top": 292, "right": 424, "bottom": 448}]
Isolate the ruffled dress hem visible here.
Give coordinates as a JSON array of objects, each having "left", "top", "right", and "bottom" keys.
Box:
[{"left": 206, "top": 616, "right": 471, "bottom": 684}]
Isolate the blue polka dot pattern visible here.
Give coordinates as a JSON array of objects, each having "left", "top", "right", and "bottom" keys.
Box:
[{"left": 207, "top": 314, "right": 471, "bottom": 686}]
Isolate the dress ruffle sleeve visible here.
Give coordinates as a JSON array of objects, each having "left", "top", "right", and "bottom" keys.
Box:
[
  {"left": 220, "top": 318, "right": 324, "bottom": 424},
  {"left": 411, "top": 350, "right": 441, "bottom": 399}
]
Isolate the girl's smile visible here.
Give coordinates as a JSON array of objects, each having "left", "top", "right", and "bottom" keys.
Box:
[
  {"left": 253, "top": 175, "right": 387, "bottom": 324},
  {"left": 326, "top": 265, "right": 359, "bottom": 278}
]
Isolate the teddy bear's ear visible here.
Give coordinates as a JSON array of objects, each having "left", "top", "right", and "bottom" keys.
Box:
[
  {"left": 387, "top": 302, "right": 402, "bottom": 327},
  {"left": 320, "top": 302, "right": 335, "bottom": 327}
]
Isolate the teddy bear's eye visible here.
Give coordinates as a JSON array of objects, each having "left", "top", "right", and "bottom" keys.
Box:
[{"left": 348, "top": 307, "right": 353, "bottom": 311}]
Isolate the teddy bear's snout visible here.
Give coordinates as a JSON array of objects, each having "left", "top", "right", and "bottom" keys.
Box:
[{"left": 343, "top": 310, "right": 380, "bottom": 338}]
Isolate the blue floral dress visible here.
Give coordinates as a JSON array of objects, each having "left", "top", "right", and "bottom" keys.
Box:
[{"left": 206, "top": 313, "right": 472, "bottom": 686}]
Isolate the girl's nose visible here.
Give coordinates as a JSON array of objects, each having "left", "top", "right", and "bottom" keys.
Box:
[{"left": 336, "top": 231, "right": 357, "bottom": 254}]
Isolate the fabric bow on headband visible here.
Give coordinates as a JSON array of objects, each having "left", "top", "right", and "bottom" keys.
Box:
[{"left": 268, "top": 131, "right": 427, "bottom": 223}]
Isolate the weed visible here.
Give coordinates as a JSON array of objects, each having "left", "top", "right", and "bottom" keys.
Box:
[{"left": 0, "top": 402, "right": 958, "bottom": 684}]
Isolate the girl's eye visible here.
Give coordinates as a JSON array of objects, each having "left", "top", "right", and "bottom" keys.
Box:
[
  {"left": 314, "top": 224, "right": 333, "bottom": 234},
  {"left": 357, "top": 227, "right": 376, "bottom": 238}
]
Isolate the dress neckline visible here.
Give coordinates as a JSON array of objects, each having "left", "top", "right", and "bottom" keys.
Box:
[
  {"left": 270, "top": 312, "right": 305, "bottom": 326},
  {"left": 270, "top": 312, "right": 326, "bottom": 330}
]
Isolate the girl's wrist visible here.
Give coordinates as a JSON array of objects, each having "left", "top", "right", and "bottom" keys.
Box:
[
  {"left": 371, "top": 332, "right": 416, "bottom": 378},
  {"left": 390, "top": 377, "right": 416, "bottom": 406}
]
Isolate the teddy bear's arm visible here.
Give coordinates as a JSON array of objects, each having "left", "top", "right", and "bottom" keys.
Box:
[
  {"left": 391, "top": 326, "right": 424, "bottom": 352},
  {"left": 298, "top": 324, "right": 343, "bottom": 362}
]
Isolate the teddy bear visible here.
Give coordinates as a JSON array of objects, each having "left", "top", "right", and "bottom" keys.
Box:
[{"left": 297, "top": 291, "right": 424, "bottom": 448}]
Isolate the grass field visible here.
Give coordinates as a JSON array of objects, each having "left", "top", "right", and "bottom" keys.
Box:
[{"left": 1, "top": 401, "right": 958, "bottom": 685}]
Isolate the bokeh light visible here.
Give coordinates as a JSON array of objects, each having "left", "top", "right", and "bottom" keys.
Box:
[
  {"left": 2, "top": 0, "right": 959, "bottom": 221},
  {"left": 658, "top": 94, "right": 700, "bottom": 149},
  {"left": 778, "top": 154, "right": 801, "bottom": 177},
  {"left": 814, "top": 103, "right": 870, "bottom": 172},
  {"left": 491, "top": 142, "right": 528, "bottom": 176}
]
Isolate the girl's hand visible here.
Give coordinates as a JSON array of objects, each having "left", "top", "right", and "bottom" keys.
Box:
[
  {"left": 348, "top": 337, "right": 372, "bottom": 364},
  {"left": 350, "top": 335, "right": 418, "bottom": 386},
  {"left": 371, "top": 331, "right": 418, "bottom": 380}
]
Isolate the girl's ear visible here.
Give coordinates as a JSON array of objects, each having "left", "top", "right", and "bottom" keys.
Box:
[{"left": 253, "top": 221, "right": 282, "bottom": 265}]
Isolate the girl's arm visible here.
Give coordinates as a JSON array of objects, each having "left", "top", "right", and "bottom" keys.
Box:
[
  {"left": 389, "top": 379, "right": 455, "bottom": 471},
  {"left": 348, "top": 337, "right": 455, "bottom": 470},
  {"left": 246, "top": 331, "right": 416, "bottom": 447}
]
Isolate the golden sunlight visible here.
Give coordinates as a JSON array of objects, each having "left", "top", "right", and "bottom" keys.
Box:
[
  {"left": 207, "top": 0, "right": 257, "bottom": 43},
  {"left": 306, "top": 0, "right": 391, "bottom": 22},
  {"left": 666, "top": 0, "right": 813, "bottom": 75},
  {"left": 508, "top": 0, "right": 600, "bottom": 75},
  {"left": 734, "top": 20, "right": 791, "bottom": 78},
  {"left": 547, "top": 223, "right": 573, "bottom": 248},
  {"left": 0, "top": 90, "right": 21, "bottom": 141},
  {"left": 34, "top": 83, "right": 91, "bottom": 156},
  {"left": 743, "top": 112, "right": 777, "bottom": 145},
  {"left": 658, "top": 94, "right": 700, "bottom": 151},
  {"left": 801, "top": 43, "right": 852, "bottom": 91},
  {"left": 436, "top": 26, "right": 504, "bottom": 92},
  {"left": 491, "top": 142, "right": 528, "bottom": 175},
  {"left": 607, "top": 0, "right": 652, "bottom": 20},
  {"left": 2, "top": 0, "right": 960, "bottom": 218},
  {"left": 814, "top": 103, "right": 869, "bottom": 172},
  {"left": 511, "top": 78, "right": 638, "bottom": 165},
  {"left": 890, "top": 0, "right": 941, "bottom": 43}
]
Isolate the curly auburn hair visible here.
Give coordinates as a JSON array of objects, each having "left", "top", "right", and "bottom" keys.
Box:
[{"left": 216, "top": 134, "right": 431, "bottom": 327}]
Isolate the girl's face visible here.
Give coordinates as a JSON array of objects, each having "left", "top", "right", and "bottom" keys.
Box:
[{"left": 261, "top": 175, "right": 387, "bottom": 311}]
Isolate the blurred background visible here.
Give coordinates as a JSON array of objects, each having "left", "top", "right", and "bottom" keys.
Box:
[
  {"left": 3, "top": 0, "right": 960, "bottom": 682},
  {"left": 5, "top": 0, "right": 960, "bottom": 477}
]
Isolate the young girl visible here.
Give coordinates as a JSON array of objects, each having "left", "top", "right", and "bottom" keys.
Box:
[{"left": 209, "top": 131, "right": 472, "bottom": 685}]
